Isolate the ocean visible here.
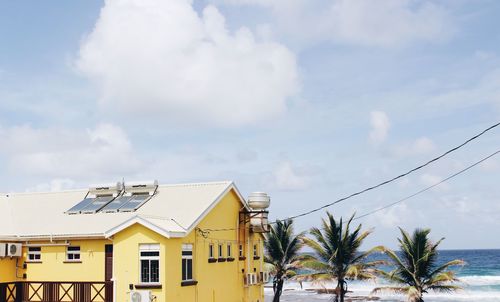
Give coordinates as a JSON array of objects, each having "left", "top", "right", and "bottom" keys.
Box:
[{"left": 264, "top": 249, "right": 500, "bottom": 301}]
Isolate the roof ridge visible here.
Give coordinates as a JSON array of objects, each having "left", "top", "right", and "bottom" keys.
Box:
[
  {"left": 1, "top": 180, "right": 234, "bottom": 196},
  {"left": 3, "top": 188, "right": 88, "bottom": 196}
]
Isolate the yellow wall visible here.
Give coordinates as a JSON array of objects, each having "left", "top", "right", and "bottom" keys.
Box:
[
  {"left": 190, "top": 189, "right": 265, "bottom": 302},
  {"left": 113, "top": 223, "right": 169, "bottom": 302},
  {"left": 0, "top": 256, "right": 16, "bottom": 282},
  {"left": 24, "top": 240, "right": 108, "bottom": 282},
  {"left": 112, "top": 188, "right": 265, "bottom": 302}
]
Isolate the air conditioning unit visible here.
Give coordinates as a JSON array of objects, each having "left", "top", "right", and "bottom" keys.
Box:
[
  {"left": 130, "top": 290, "right": 151, "bottom": 302},
  {"left": 6, "top": 243, "right": 22, "bottom": 257},
  {"left": 260, "top": 271, "right": 270, "bottom": 283},
  {"left": 0, "top": 243, "right": 6, "bottom": 258}
]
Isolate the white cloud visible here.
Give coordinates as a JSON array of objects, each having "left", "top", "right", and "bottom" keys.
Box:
[
  {"left": 0, "top": 123, "right": 141, "bottom": 180},
  {"left": 370, "top": 203, "right": 410, "bottom": 228},
  {"left": 215, "top": 0, "right": 454, "bottom": 48},
  {"left": 76, "top": 0, "right": 299, "bottom": 127},
  {"left": 27, "top": 179, "right": 76, "bottom": 193},
  {"left": 369, "top": 110, "right": 390, "bottom": 144},
  {"left": 392, "top": 137, "right": 436, "bottom": 157},
  {"left": 269, "top": 161, "right": 311, "bottom": 191}
]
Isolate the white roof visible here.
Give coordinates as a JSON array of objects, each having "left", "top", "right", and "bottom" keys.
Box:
[{"left": 0, "top": 181, "right": 247, "bottom": 241}]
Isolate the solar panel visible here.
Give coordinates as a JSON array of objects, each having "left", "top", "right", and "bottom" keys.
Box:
[
  {"left": 66, "top": 198, "right": 95, "bottom": 214},
  {"left": 100, "top": 195, "right": 132, "bottom": 213},
  {"left": 80, "top": 196, "right": 115, "bottom": 214},
  {"left": 118, "top": 194, "right": 151, "bottom": 212}
]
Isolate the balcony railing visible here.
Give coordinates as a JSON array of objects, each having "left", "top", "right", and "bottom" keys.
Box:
[{"left": 0, "top": 281, "right": 113, "bottom": 302}]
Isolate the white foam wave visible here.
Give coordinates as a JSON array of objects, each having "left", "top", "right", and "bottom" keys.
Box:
[
  {"left": 458, "top": 275, "right": 500, "bottom": 286},
  {"left": 265, "top": 279, "right": 500, "bottom": 301}
]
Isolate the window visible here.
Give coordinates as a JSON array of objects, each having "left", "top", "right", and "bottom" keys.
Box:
[
  {"left": 227, "top": 244, "right": 232, "bottom": 258},
  {"left": 140, "top": 244, "right": 160, "bottom": 284},
  {"left": 182, "top": 244, "right": 193, "bottom": 281},
  {"left": 66, "top": 246, "right": 80, "bottom": 261},
  {"left": 239, "top": 244, "right": 244, "bottom": 258},
  {"left": 253, "top": 244, "right": 259, "bottom": 259},
  {"left": 218, "top": 244, "right": 224, "bottom": 259},
  {"left": 28, "top": 247, "right": 41, "bottom": 262},
  {"left": 209, "top": 244, "right": 215, "bottom": 259}
]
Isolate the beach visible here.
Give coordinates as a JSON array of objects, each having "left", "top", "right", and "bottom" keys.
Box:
[
  {"left": 265, "top": 250, "right": 500, "bottom": 302},
  {"left": 264, "top": 279, "right": 500, "bottom": 302}
]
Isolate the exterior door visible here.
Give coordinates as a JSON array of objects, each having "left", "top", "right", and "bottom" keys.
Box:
[{"left": 105, "top": 245, "right": 113, "bottom": 281}]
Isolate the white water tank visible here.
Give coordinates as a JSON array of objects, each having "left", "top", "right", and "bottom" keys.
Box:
[
  {"left": 247, "top": 192, "right": 270, "bottom": 210},
  {"left": 248, "top": 192, "right": 271, "bottom": 233}
]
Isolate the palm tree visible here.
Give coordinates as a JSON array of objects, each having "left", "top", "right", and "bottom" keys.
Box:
[
  {"left": 301, "top": 212, "right": 383, "bottom": 302},
  {"left": 264, "top": 219, "right": 305, "bottom": 302},
  {"left": 372, "top": 228, "right": 464, "bottom": 302}
]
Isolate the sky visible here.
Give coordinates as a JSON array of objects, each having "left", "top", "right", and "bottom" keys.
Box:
[{"left": 1, "top": 0, "right": 500, "bottom": 249}]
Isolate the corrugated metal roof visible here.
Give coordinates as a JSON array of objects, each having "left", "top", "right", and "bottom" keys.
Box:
[{"left": 0, "top": 181, "right": 243, "bottom": 240}]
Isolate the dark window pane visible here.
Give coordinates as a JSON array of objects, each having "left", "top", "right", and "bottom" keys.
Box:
[
  {"left": 141, "top": 260, "right": 150, "bottom": 283},
  {"left": 187, "top": 259, "right": 193, "bottom": 280},
  {"left": 182, "top": 259, "right": 187, "bottom": 281},
  {"left": 74, "top": 254, "right": 80, "bottom": 260},
  {"left": 68, "top": 246, "right": 80, "bottom": 251},
  {"left": 151, "top": 260, "right": 159, "bottom": 283},
  {"left": 35, "top": 254, "right": 41, "bottom": 260},
  {"left": 182, "top": 251, "right": 192, "bottom": 256},
  {"left": 140, "top": 251, "right": 159, "bottom": 257},
  {"left": 29, "top": 247, "right": 41, "bottom": 252},
  {"left": 68, "top": 254, "right": 74, "bottom": 260}
]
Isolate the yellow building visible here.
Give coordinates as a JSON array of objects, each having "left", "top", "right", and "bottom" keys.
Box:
[{"left": 0, "top": 181, "right": 270, "bottom": 302}]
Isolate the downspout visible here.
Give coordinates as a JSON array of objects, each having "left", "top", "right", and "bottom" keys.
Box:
[
  {"left": 109, "top": 237, "right": 116, "bottom": 302},
  {"left": 247, "top": 230, "right": 251, "bottom": 302}
]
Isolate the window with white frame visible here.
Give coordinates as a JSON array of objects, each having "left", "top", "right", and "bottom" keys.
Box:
[
  {"left": 140, "top": 244, "right": 160, "bottom": 284},
  {"left": 239, "top": 244, "right": 244, "bottom": 258},
  {"left": 182, "top": 244, "right": 193, "bottom": 281},
  {"left": 227, "top": 243, "right": 233, "bottom": 259},
  {"left": 28, "top": 247, "right": 41, "bottom": 261},
  {"left": 66, "top": 246, "right": 80, "bottom": 261},
  {"left": 218, "top": 244, "right": 224, "bottom": 259},
  {"left": 209, "top": 244, "right": 215, "bottom": 259},
  {"left": 253, "top": 244, "right": 259, "bottom": 258}
]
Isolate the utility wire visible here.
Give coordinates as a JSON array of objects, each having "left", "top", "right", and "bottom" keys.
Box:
[
  {"left": 202, "top": 121, "right": 500, "bottom": 233},
  {"left": 202, "top": 148, "right": 500, "bottom": 233},
  {"left": 352, "top": 149, "right": 500, "bottom": 222},
  {"left": 282, "top": 122, "right": 500, "bottom": 221},
  {"left": 202, "top": 149, "right": 500, "bottom": 236}
]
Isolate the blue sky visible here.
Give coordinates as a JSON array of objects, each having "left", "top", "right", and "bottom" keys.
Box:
[{"left": 1, "top": 0, "right": 500, "bottom": 249}]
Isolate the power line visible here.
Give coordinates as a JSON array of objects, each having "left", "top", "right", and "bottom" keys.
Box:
[
  {"left": 282, "top": 122, "right": 500, "bottom": 221},
  {"left": 202, "top": 148, "right": 500, "bottom": 234},
  {"left": 202, "top": 121, "right": 500, "bottom": 233},
  {"left": 352, "top": 149, "right": 500, "bottom": 222}
]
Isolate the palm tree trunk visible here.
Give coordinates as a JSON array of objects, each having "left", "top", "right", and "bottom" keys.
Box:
[
  {"left": 273, "top": 275, "right": 284, "bottom": 302},
  {"left": 339, "top": 279, "right": 345, "bottom": 302}
]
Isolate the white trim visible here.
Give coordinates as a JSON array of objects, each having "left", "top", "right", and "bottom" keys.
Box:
[
  {"left": 184, "top": 182, "right": 249, "bottom": 234},
  {"left": 181, "top": 244, "right": 194, "bottom": 282},
  {"left": 139, "top": 243, "right": 160, "bottom": 284},
  {"left": 104, "top": 216, "right": 177, "bottom": 238},
  {"left": 66, "top": 246, "right": 81, "bottom": 261},
  {"left": 27, "top": 246, "right": 42, "bottom": 261}
]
